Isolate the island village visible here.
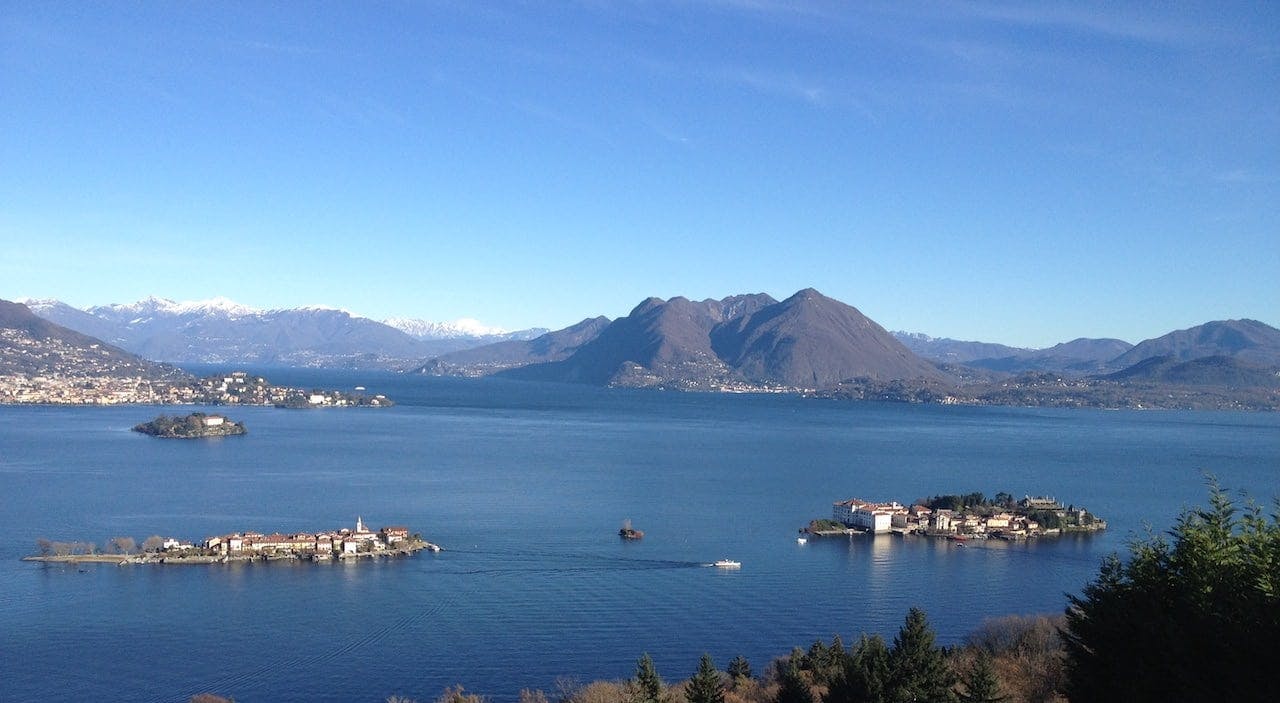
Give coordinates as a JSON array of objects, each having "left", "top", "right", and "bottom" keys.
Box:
[
  {"left": 26, "top": 517, "right": 441, "bottom": 565},
  {"left": 810, "top": 494, "right": 1106, "bottom": 540}
]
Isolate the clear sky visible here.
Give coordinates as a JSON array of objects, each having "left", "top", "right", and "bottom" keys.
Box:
[{"left": 1, "top": 2, "right": 1276, "bottom": 347}]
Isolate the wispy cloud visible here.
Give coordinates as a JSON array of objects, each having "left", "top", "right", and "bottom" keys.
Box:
[{"left": 908, "top": 1, "right": 1216, "bottom": 46}]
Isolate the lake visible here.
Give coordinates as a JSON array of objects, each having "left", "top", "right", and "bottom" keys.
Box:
[{"left": 2, "top": 372, "right": 1277, "bottom": 702}]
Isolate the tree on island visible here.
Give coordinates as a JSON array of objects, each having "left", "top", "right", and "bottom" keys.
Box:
[{"left": 1062, "top": 479, "right": 1279, "bottom": 701}]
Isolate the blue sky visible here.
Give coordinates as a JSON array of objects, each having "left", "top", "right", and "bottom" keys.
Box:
[{"left": 1, "top": 2, "right": 1276, "bottom": 347}]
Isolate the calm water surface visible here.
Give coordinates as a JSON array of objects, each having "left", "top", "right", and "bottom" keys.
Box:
[{"left": 2, "top": 373, "right": 1277, "bottom": 702}]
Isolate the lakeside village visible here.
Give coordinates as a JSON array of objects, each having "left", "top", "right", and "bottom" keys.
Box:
[
  {"left": 805, "top": 493, "right": 1106, "bottom": 541},
  {"left": 24, "top": 517, "right": 441, "bottom": 566},
  {"left": 1, "top": 366, "right": 390, "bottom": 407}
]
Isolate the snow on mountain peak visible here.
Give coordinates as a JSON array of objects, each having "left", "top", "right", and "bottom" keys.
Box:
[
  {"left": 383, "top": 317, "right": 510, "bottom": 339},
  {"left": 15, "top": 297, "right": 62, "bottom": 311},
  {"left": 92, "top": 296, "right": 261, "bottom": 318}
]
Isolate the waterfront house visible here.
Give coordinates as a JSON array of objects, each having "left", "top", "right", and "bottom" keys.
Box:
[
  {"left": 833, "top": 499, "right": 902, "bottom": 533},
  {"left": 381, "top": 526, "right": 409, "bottom": 544}
]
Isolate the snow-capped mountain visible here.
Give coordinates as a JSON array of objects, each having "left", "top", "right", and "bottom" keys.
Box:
[
  {"left": 384, "top": 317, "right": 547, "bottom": 342},
  {"left": 88, "top": 296, "right": 263, "bottom": 322},
  {"left": 20, "top": 296, "right": 542, "bottom": 370}
]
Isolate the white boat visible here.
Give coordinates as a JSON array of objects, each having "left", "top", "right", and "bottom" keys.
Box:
[
  {"left": 797, "top": 536, "right": 808, "bottom": 545},
  {"left": 713, "top": 559, "right": 741, "bottom": 568}
]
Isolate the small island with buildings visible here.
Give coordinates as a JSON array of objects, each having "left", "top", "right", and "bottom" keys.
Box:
[
  {"left": 133, "top": 412, "right": 246, "bottom": 438},
  {"left": 806, "top": 492, "right": 1106, "bottom": 540},
  {"left": 24, "top": 517, "right": 441, "bottom": 565}
]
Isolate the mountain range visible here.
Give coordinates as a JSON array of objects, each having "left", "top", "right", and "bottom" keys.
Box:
[
  {"left": 20, "top": 297, "right": 544, "bottom": 369},
  {"left": 10, "top": 292, "right": 1280, "bottom": 408}
]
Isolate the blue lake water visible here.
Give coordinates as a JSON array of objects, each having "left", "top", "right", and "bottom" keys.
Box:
[{"left": 2, "top": 372, "right": 1277, "bottom": 702}]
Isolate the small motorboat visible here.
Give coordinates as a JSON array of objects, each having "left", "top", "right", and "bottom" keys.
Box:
[
  {"left": 797, "top": 536, "right": 808, "bottom": 545},
  {"left": 713, "top": 559, "right": 741, "bottom": 568}
]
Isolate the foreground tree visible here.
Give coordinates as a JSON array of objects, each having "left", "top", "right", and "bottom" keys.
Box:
[
  {"left": 632, "top": 653, "right": 664, "bottom": 703},
  {"left": 773, "top": 660, "right": 814, "bottom": 703},
  {"left": 1062, "top": 480, "right": 1280, "bottom": 702},
  {"left": 887, "top": 608, "right": 956, "bottom": 703},
  {"left": 686, "top": 654, "right": 725, "bottom": 703},
  {"left": 825, "top": 634, "right": 890, "bottom": 703},
  {"left": 726, "top": 655, "right": 752, "bottom": 682},
  {"left": 956, "top": 651, "right": 1005, "bottom": 703}
]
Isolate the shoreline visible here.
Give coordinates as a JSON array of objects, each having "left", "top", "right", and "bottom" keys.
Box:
[{"left": 23, "top": 539, "right": 443, "bottom": 565}]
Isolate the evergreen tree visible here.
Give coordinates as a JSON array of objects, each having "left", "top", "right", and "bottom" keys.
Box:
[
  {"left": 633, "top": 653, "right": 664, "bottom": 703},
  {"left": 774, "top": 660, "right": 815, "bottom": 703},
  {"left": 825, "top": 634, "right": 889, "bottom": 703},
  {"left": 957, "top": 651, "right": 1006, "bottom": 703},
  {"left": 727, "top": 655, "right": 752, "bottom": 681},
  {"left": 685, "top": 654, "right": 724, "bottom": 703},
  {"left": 887, "top": 608, "right": 957, "bottom": 703},
  {"left": 1062, "top": 481, "right": 1280, "bottom": 702},
  {"left": 806, "top": 635, "right": 847, "bottom": 687}
]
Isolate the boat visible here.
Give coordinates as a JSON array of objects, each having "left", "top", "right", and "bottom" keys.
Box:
[
  {"left": 713, "top": 559, "right": 741, "bottom": 568},
  {"left": 797, "top": 536, "right": 808, "bottom": 545},
  {"left": 618, "top": 519, "right": 644, "bottom": 540}
]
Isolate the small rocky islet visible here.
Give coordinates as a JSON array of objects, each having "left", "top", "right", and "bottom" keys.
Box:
[{"left": 132, "top": 412, "right": 246, "bottom": 438}]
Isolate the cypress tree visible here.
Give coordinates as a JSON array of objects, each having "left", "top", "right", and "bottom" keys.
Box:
[
  {"left": 887, "top": 608, "right": 957, "bottom": 703},
  {"left": 685, "top": 654, "right": 724, "bottom": 703}
]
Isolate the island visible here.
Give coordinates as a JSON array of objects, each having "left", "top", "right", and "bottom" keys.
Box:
[
  {"left": 133, "top": 412, "right": 246, "bottom": 438},
  {"left": 804, "top": 492, "right": 1106, "bottom": 540},
  {"left": 24, "top": 516, "right": 442, "bottom": 565}
]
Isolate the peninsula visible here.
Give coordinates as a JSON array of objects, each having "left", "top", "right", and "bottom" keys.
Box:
[
  {"left": 25, "top": 517, "right": 441, "bottom": 565},
  {"left": 133, "top": 412, "right": 245, "bottom": 438},
  {"left": 805, "top": 492, "right": 1106, "bottom": 540}
]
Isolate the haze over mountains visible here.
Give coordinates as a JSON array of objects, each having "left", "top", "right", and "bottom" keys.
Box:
[{"left": 21, "top": 297, "right": 544, "bottom": 369}]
